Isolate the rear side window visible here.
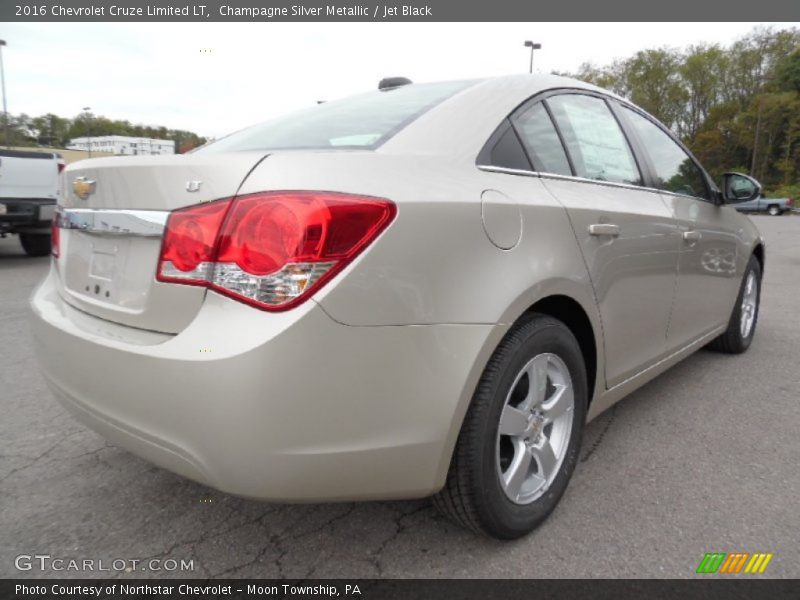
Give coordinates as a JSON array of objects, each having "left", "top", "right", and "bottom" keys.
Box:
[
  {"left": 512, "top": 102, "right": 572, "bottom": 176},
  {"left": 477, "top": 120, "right": 532, "bottom": 171},
  {"left": 547, "top": 94, "right": 641, "bottom": 186},
  {"left": 196, "top": 80, "right": 475, "bottom": 153},
  {"left": 620, "top": 106, "right": 711, "bottom": 200}
]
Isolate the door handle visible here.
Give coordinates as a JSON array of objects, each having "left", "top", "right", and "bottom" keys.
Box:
[
  {"left": 683, "top": 230, "right": 702, "bottom": 242},
  {"left": 588, "top": 223, "right": 620, "bottom": 237}
]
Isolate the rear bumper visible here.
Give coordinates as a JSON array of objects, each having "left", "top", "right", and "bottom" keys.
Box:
[
  {"left": 30, "top": 266, "right": 502, "bottom": 501},
  {"left": 0, "top": 198, "right": 55, "bottom": 231}
]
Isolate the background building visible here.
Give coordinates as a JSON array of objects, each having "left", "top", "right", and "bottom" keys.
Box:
[{"left": 68, "top": 135, "right": 175, "bottom": 156}]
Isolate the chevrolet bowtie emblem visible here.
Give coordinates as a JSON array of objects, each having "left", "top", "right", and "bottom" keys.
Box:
[{"left": 72, "top": 177, "right": 96, "bottom": 200}]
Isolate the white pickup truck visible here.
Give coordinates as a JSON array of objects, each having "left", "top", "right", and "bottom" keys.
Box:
[{"left": 0, "top": 149, "right": 65, "bottom": 256}]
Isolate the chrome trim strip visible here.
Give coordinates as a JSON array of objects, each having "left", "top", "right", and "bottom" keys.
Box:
[
  {"left": 58, "top": 208, "right": 169, "bottom": 238},
  {"left": 477, "top": 164, "right": 712, "bottom": 202},
  {"left": 478, "top": 164, "right": 652, "bottom": 193},
  {"left": 537, "top": 171, "right": 651, "bottom": 193},
  {"left": 477, "top": 164, "right": 539, "bottom": 177}
]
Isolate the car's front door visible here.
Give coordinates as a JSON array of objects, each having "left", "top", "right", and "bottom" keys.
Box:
[
  {"left": 616, "top": 105, "right": 742, "bottom": 348},
  {"left": 511, "top": 93, "right": 682, "bottom": 389}
]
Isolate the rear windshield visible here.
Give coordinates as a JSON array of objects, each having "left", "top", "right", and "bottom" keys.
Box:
[{"left": 196, "top": 80, "right": 475, "bottom": 153}]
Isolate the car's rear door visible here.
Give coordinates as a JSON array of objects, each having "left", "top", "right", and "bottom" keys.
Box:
[
  {"left": 511, "top": 92, "right": 682, "bottom": 389},
  {"left": 614, "top": 103, "right": 742, "bottom": 347}
]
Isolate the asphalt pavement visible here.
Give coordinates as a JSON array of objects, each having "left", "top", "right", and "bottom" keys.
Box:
[{"left": 1, "top": 215, "right": 798, "bottom": 579}]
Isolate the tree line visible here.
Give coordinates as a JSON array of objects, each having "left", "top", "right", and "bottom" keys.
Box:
[
  {"left": 2, "top": 112, "right": 207, "bottom": 154},
  {"left": 561, "top": 26, "right": 800, "bottom": 197}
]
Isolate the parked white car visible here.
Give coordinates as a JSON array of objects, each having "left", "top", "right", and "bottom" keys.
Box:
[
  {"left": 31, "top": 75, "right": 764, "bottom": 538},
  {"left": 0, "top": 149, "right": 64, "bottom": 255}
]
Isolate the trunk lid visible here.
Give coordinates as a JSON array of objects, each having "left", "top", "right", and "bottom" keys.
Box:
[{"left": 56, "top": 152, "right": 266, "bottom": 333}]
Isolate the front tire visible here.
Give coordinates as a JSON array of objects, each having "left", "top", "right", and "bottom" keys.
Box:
[
  {"left": 19, "top": 234, "right": 52, "bottom": 257},
  {"left": 433, "top": 313, "right": 587, "bottom": 539},
  {"left": 707, "top": 255, "right": 761, "bottom": 354}
]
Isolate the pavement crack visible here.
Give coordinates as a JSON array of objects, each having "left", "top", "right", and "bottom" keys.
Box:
[
  {"left": 370, "top": 502, "right": 430, "bottom": 576},
  {"left": 210, "top": 503, "right": 359, "bottom": 578},
  {"left": 203, "top": 506, "right": 286, "bottom": 578},
  {"left": 0, "top": 430, "right": 83, "bottom": 485}
]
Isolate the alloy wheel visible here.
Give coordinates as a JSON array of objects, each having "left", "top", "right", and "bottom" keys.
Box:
[
  {"left": 496, "top": 353, "right": 575, "bottom": 505},
  {"left": 740, "top": 270, "right": 758, "bottom": 339}
]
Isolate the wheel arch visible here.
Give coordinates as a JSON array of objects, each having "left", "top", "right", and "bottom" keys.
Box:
[
  {"left": 521, "top": 295, "right": 598, "bottom": 406},
  {"left": 433, "top": 287, "right": 603, "bottom": 493},
  {"left": 752, "top": 242, "right": 765, "bottom": 275}
]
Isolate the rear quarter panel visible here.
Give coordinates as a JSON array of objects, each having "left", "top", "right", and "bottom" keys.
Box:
[{"left": 236, "top": 152, "right": 599, "bottom": 329}]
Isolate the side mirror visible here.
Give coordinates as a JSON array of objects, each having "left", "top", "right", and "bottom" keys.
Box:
[{"left": 722, "top": 172, "right": 762, "bottom": 204}]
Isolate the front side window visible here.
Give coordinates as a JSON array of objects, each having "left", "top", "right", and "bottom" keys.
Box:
[
  {"left": 196, "top": 80, "right": 475, "bottom": 153},
  {"left": 620, "top": 106, "right": 710, "bottom": 200},
  {"left": 546, "top": 94, "right": 641, "bottom": 186},
  {"left": 512, "top": 102, "right": 572, "bottom": 176}
]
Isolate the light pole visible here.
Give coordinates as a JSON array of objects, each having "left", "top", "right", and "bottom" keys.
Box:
[
  {"left": 82, "top": 106, "right": 92, "bottom": 157},
  {"left": 0, "top": 40, "right": 9, "bottom": 148},
  {"left": 524, "top": 41, "right": 542, "bottom": 74}
]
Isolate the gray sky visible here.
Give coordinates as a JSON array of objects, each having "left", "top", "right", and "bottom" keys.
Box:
[{"left": 2, "top": 22, "right": 794, "bottom": 138}]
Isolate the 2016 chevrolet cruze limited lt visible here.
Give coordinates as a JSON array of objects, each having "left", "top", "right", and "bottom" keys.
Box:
[{"left": 31, "top": 75, "right": 765, "bottom": 539}]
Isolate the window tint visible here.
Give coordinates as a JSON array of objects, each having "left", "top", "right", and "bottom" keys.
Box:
[
  {"left": 546, "top": 94, "right": 641, "bottom": 185},
  {"left": 512, "top": 102, "right": 571, "bottom": 176},
  {"left": 478, "top": 121, "right": 532, "bottom": 171},
  {"left": 196, "top": 80, "right": 475, "bottom": 153},
  {"left": 621, "top": 106, "right": 710, "bottom": 200}
]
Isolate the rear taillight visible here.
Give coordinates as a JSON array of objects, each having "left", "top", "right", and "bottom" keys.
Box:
[
  {"left": 157, "top": 199, "right": 231, "bottom": 285},
  {"left": 57, "top": 162, "right": 65, "bottom": 174},
  {"left": 51, "top": 212, "right": 60, "bottom": 258},
  {"left": 156, "top": 191, "right": 396, "bottom": 311}
]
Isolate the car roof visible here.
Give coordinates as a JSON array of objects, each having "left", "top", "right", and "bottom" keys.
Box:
[{"left": 380, "top": 74, "right": 627, "bottom": 159}]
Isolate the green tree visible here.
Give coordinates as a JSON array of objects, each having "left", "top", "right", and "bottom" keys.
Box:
[
  {"left": 680, "top": 44, "right": 726, "bottom": 139},
  {"left": 621, "top": 48, "right": 687, "bottom": 131},
  {"left": 561, "top": 25, "right": 800, "bottom": 193},
  {"left": 775, "top": 48, "right": 800, "bottom": 92}
]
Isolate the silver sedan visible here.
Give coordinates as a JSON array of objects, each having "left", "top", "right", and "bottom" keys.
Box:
[{"left": 31, "top": 74, "right": 764, "bottom": 539}]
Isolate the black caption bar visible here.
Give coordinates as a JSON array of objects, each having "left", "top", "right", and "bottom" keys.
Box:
[
  {"left": 3, "top": 0, "right": 800, "bottom": 21},
  {"left": 3, "top": 579, "right": 800, "bottom": 600}
]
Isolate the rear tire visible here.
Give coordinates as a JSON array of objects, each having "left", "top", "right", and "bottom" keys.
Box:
[
  {"left": 707, "top": 255, "right": 761, "bottom": 354},
  {"left": 19, "top": 234, "right": 52, "bottom": 257},
  {"left": 433, "top": 313, "right": 587, "bottom": 539},
  {"left": 767, "top": 205, "right": 781, "bottom": 216}
]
